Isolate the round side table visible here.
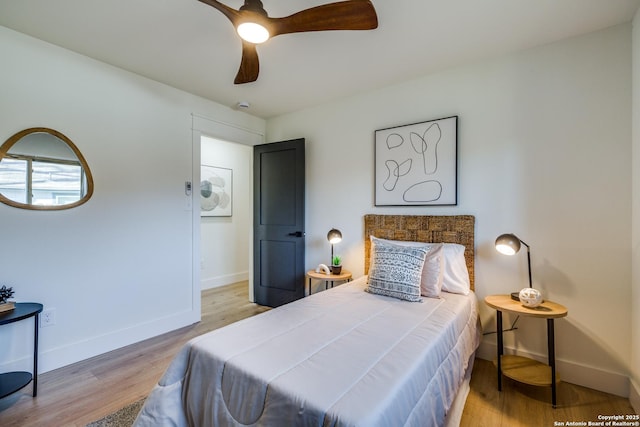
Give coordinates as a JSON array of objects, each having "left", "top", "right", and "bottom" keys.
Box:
[
  {"left": 484, "top": 295, "right": 567, "bottom": 407},
  {"left": 306, "top": 270, "right": 352, "bottom": 295}
]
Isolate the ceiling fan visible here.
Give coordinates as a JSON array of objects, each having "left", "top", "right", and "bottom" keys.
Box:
[{"left": 198, "top": 0, "right": 378, "bottom": 84}]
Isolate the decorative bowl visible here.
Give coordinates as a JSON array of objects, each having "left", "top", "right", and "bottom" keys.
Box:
[{"left": 519, "top": 288, "right": 543, "bottom": 308}]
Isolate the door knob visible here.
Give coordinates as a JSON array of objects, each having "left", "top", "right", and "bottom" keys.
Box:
[{"left": 288, "top": 231, "right": 304, "bottom": 237}]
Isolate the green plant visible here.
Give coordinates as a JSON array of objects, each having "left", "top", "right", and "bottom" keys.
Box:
[
  {"left": 0, "top": 285, "right": 14, "bottom": 304},
  {"left": 332, "top": 255, "right": 342, "bottom": 266}
]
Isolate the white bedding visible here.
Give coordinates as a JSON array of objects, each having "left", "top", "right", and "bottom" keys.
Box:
[{"left": 134, "top": 275, "right": 480, "bottom": 427}]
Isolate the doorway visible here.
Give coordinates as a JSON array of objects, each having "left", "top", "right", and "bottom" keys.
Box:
[
  {"left": 191, "top": 114, "right": 265, "bottom": 307},
  {"left": 200, "top": 136, "right": 252, "bottom": 291}
]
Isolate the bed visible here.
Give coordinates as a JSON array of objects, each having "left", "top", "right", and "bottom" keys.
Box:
[{"left": 134, "top": 214, "right": 480, "bottom": 427}]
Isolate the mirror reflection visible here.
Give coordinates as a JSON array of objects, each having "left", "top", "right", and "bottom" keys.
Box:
[{"left": 0, "top": 128, "right": 94, "bottom": 210}]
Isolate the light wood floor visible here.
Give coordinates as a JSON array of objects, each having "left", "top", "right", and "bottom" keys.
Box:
[
  {"left": 0, "top": 282, "right": 635, "bottom": 426},
  {"left": 460, "top": 358, "right": 636, "bottom": 426}
]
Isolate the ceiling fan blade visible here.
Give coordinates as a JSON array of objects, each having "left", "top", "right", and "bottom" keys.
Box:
[
  {"left": 197, "top": 0, "right": 241, "bottom": 25},
  {"left": 234, "top": 41, "right": 260, "bottom": 84},
  {"left": 269, "top": 0, "right": 378, "bottom": 37}
]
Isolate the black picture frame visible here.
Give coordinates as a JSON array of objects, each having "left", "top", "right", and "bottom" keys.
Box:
[{"left": 374, "top": 116, "right": 458, "bottom": 206}]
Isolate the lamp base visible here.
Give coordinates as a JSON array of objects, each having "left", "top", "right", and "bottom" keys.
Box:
[{"left": 510, "top": 292, "right": 520, "bottom": 301}]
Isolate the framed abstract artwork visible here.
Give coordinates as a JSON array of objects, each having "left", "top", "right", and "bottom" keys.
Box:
[
  {"left": 200, "top": 165, "right": 232, "bottom": 217},
  {"left": 374, "top": 116, "right": 458, "bottom": 206}
]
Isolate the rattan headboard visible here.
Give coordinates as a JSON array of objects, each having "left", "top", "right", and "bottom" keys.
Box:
[{"left": 364, "top": 214, "right": 475, "bottom": 290}]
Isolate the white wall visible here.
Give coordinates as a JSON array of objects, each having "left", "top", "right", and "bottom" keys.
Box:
[
  {"left": 0, "top": 25, "right": 265, "bottom": 374},
  {"left": 200, "top": 136, "right": 252, "bottom": 289},
  {"left": 630, "top": 7, "right": 640, "bottom": 414},
  {"left": 267, "top": 25, "right": 633, "bottom": 396}
]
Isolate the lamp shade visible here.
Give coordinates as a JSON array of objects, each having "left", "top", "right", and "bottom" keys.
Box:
[
  {"left": 327, "top": 229, "right": 342, "bottom": 244},
  {"left": 495, "top": 233, "right": 521, "bottom": 256},
  {"left": 495, "top": 232, "right": 533, "bottom": 299}
]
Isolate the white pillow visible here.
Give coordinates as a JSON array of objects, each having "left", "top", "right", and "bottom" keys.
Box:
[
  {"left": 370, "top": 236, "right": 443, "bottom": 298},
  {"left": 366, "top": 239, "right": 429, "bottom": 302},
  {"left": 440, "top": 243, "right": 471, "bottom": 295},
  {"left": 370, "top": 237, "right": 470, "bottom": 295}
]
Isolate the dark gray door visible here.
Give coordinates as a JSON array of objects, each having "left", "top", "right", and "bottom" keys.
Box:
[{"left": 253, "top": 139, "right": 305, "bottom": 307}]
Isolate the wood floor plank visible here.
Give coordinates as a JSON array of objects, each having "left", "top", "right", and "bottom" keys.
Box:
[{"left": 0, "top": 281, "right": 635, "bottom": 426}]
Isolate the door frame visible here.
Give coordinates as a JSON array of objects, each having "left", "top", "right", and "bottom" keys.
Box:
[{"left": 191, "top": 114, "right": 265, "bottom": 303}]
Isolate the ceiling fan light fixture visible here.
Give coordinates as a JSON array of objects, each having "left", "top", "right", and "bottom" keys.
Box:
[
  {"left": 200, "top": 0, "right": 379, "bottom": 83},
  {"left": 237, "top": 22, "right": 270, "bottom": 44}
]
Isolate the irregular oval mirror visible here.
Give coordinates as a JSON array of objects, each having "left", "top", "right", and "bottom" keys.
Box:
[{"left": 0, "top": 128, "right": 94, "bottom": 210}]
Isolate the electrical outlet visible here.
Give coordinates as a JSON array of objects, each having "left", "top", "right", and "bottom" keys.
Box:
[{"left": 41, "top": 308, "right": 56, "bottom": 327}]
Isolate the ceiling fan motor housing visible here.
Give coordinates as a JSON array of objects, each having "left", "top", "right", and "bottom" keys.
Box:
[{"left": 240, "top": 0, "right": 268, "bottom": 16}]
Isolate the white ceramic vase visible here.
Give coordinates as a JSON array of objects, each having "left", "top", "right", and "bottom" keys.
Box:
[{"left": 519, "top": 288, "right": 543, "bottom": 308}]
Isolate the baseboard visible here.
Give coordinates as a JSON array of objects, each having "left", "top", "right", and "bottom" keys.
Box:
[
  {"left": 630, "top": 379, "right": 640, "bottom": 414},
  {"left": 477, "top": 341, "right": 630, "bottom": 398},
  {"left": 202, "top": 271, "right": 248, "bottom": 290},
  {"left": 0, "top": 307, "right": 199, "bottom": 375}
]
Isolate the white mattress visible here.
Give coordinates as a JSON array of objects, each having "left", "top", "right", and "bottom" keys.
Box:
[{"left": 134, "top": 276, "right": 480, "bottom": 427}]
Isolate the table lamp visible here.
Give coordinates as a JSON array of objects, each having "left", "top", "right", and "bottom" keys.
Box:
[
  {"left": 327, "top": 228, "right": 342, "bottom": 267},
  {"left": 495, "top": 233, "right": 532, "bottom": 301}
]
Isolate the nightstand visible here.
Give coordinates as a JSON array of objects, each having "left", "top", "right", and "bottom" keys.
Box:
[
  {"left": 484, "top": 294, "right": 568, "bottom": 407},
  {"left": 306, "top": 270, "right": 352, "bottom": 295}
]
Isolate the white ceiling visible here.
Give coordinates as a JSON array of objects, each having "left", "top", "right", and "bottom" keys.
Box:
[{"left": 1, "top": 0, "right": 639, "bottom": 119}]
